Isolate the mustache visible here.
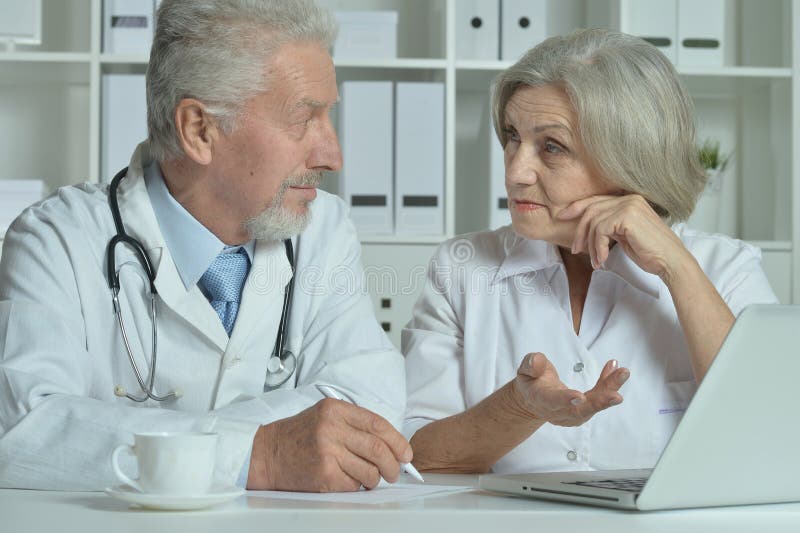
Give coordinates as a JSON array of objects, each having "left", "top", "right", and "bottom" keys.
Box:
[{"left": 284, "top": 171, "right": 323, "bottom": 188}]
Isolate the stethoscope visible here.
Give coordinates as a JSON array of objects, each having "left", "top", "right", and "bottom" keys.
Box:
[{"left": 107, "top": 167, "right": 297, "bottom": 403}]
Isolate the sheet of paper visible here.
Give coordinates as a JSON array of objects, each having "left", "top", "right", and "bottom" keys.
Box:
[{"left": 248, "top": 481, "right": 471, "bottom": 505}]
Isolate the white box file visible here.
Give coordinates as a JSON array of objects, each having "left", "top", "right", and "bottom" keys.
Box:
[
  {"left": 333, "top": 11, "right": 397, "bottom": 59},
  {"left": 103, "top": 0, "right": 155, "bottom": 54},
  {"left": 0, "top": 0, "right": 41, "bottom": 45},
  {"left": 395, "top": 82, "right": 445, "bottom": 235},
  {"left": 339, "top": 81, "right": 394, "bottom": 235},
  {"left": 677, "top": 0, "right": 736, "bottom": 66},
  {"left": 0, "top": 180, "right": 44, "bottom": 235},
  {"left": 620, "top": 0, "right": 677, "bottom": 64},
  {"left": 489, "top": 130, "right": 511, "bottom": 229},
  {"left": 501, "top": 0, "right": 546, "bottom": 61},
  {"left": 456, "top": 0, "right": 500, "bottom": 60},
  {"left": 500, "top": 0, "right": 581, "bottom": 61},
  {"left": 102, "top": 74, "right": 147, "bottom": 182}
]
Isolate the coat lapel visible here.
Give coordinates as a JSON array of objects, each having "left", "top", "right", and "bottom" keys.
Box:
[
  {"left": 117, "top": 142, "right": 229, "bottom": 353},
  {"left": 225, "top": 239, "right": 292, "bottom": 363}
]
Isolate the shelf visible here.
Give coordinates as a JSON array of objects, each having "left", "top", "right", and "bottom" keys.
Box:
[
  {"left": 0, "top": 52, "right": 91, "bottom": 63},
  {"left": 456, "top": 60, "right": 793, "bottom": 80},
  {"left": 96, "top": 57, "right": 449, "bottom": 71},
  {"left": 4, "top": 57, "right": 787, "bottom": 80},
  {"left": 0, "top": 232, "right": 790, "bottom": 252},
  {"left": 457, "top": 66, "right": 793, "bottom": 96},
  {"left": 359, "top": 235, "right": 448, "bottom": 245},
  {"left": 747, "top": 241, "right": 793, "bottom": 252},
  {"left": 100, "top": 54, "right": 149, "bottom": 65},
  {"left": 676, "top": 66, "right": 792, "bottom": 79},
  {"left": 0, "top": 60, "right": 89, "bottom": 86},
  {"left": 334, "top": 58, "right": 447, "bottom": 69},
  {"left": 361, "top": 237, "right": 796, "bottom": 249},
  {"left": 455, "top": 60, "right": 512, "bottom": 71}
]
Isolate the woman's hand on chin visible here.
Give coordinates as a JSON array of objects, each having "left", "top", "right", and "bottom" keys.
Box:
[
  {"left": 556, "top": 194, "right": 694, "bottom": 282},
  {"left": 511, "top": 352, "right": 630, "bottom": 427}
]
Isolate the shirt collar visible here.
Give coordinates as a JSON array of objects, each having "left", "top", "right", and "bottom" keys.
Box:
[
  {"left": 492, "top": 232, "right": 562, "bottom": 283},
  {"left": 601, "top": 245, "right": 661, "bottom": 299},
  {"left": 493, "top": 232, "right": 660, "bottom": 299},
  {"left": 144, "top": 161, "right": 255, "bottom": 290}
]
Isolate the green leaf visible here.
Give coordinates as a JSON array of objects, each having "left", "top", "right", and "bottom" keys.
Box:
[{"left": 697, "top": 138, "right": 730, "bottom": 171}]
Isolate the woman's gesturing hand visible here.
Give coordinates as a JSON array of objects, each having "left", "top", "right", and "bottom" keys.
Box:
[
  {"left": 557, "top": 194, "right": 693, "bottom": 282},
  {"left": 512, "top": 352, "right": 630, "bottom": 427}
]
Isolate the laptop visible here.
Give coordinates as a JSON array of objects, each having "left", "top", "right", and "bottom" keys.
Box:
[{"left": 479, "top": 304, "right": 800, "bottom": 510}]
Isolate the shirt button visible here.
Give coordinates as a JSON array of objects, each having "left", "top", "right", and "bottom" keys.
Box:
[
  {"left": 229, "top": 356, "right": 241, "bottom": 368},
  {"left": 573, "top": 362, "right": 584, "bottom": 372},
  {"left": 567, "top": 450, "right": 578, "bottom": 461}
]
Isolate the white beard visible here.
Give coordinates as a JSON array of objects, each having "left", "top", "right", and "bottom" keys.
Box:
[{"left": 244, "top": 172, "right": 321, "bottom": 242}]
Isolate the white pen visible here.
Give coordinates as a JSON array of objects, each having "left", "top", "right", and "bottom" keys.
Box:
[{"left": 316, "top": 384, "right": 425, "bottom": 483}]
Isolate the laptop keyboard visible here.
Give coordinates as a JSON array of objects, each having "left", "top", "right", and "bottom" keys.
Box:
[{"left": 564, "top": 477, "right": 648, "bottom": 493}]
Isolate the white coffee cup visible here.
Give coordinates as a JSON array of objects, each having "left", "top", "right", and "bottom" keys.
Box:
[{"left": 110, "top": 432, "right": 218, "bottom": 495}]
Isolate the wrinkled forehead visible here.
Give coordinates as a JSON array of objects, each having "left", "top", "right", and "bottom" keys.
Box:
[
  {"left": 504, "top": 85, "right": 578, "bottom": 134},
  {"left": 262, "top": 42, "right": 339, "bottom": 107}
]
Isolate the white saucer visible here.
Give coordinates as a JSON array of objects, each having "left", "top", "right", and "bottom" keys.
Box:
[{"left": 104, "top": 484, "right": 245, "bottom": 510}]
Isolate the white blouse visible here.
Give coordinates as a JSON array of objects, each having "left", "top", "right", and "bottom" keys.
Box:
[{"left": 402, "top": 224, "right": 778, "bottom": 474}]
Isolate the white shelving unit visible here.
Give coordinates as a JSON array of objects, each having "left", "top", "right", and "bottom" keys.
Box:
[{"left": 1, "top": 0, "right": 797, "bottom": 347}]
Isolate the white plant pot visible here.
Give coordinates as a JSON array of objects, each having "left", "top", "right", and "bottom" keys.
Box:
[{"left": 688, "top": 167, "right": 725, "bottom": 234}]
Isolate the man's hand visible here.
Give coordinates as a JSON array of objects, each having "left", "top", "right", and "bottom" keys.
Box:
[
  {"left": 511, "top": 352, "right": 630, "bottom": 427},
  {"left": 247, "top": 399, "right": 412, "bottom": 492}
]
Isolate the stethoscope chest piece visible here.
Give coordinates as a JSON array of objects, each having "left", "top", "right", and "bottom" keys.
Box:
[{"left": 265, "top": 350, "right": 297, "bottom": 389}]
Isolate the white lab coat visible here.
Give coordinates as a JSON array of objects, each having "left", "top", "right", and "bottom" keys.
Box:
[
  {"left": 403, "top": 226, "right": 777, "bottom": 473},
  {"left": 0, "top": 143, "right": 405, "bottom": 490}
]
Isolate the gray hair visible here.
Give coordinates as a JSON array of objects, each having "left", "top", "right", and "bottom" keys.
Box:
[
  {"left": 491, "top": 28, "right": 705, "bottom": 223},
  {"left": 147, "top": 0, "right": 338, "bottom": 162}
]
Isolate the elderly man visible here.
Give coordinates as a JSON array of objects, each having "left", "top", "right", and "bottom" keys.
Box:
[{"left": 0, "top": 0, "right": 410, "bottom": 492}]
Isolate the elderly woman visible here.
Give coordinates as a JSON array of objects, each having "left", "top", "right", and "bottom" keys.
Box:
[{"left": 402, "top": 29, "right": 778, "bottom": 475}]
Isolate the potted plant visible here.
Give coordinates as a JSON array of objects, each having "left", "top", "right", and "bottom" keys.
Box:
[
  {"left": 689, "top": 138, "right": 732, "bottom": 233},
  {"left": 697, "top": 138, "right": 731, "bottom": 193}
]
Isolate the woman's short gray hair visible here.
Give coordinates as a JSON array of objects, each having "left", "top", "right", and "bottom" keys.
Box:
[
  {"left": 147, "top": 0, "right": 337, "bottom": 162},
  {"left": 491, "top": 28, "right": 705, "bottom": 223}
]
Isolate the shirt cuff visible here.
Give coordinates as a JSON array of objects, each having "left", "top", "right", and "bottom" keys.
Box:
[
  {"left": 194, "top": 415, "right": 260, "bottom": 487},
  {"left": 402, "top": 417, "right": 433, "bottom": 442},
  {"left": 237, "top": 444, "right": 253, "bottom": 488}
]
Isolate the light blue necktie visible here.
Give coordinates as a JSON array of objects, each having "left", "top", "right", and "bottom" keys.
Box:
[{"left": 200, "top": 249, "right": 250, "bottom": 336}]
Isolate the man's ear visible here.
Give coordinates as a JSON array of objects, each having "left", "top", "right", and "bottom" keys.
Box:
[{"left": 174, "top": 98, "right": 219, "bottom": 165}]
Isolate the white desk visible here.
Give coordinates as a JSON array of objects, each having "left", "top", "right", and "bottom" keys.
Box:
[{"left": 3, "top": 474, "right": 800, "bottom": 533}]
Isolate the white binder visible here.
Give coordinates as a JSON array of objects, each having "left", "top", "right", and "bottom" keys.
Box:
[
  {"left": 103, "top": 0, "right": 155, "bottom": 54},
  {"left": 395, "top": 82, "right": 445, "bottom": 236},
  {"left": 677, "top": 0, "right": 736, "bottom": 66},
  {"left": 489, "top": 130, "right": 511, "bottom": 229},
  {"left": 455, "top": 0, "right": 500, "bottom": 60},
  {"left": 500, "top": 0, "right": 546, "bottom": 61},
  {"left": 333, "top": 11, "right": 398, "bottom": 59},
  {"left": 339, "top": 81, "right": 394, "bottom": 235},
  {"left": 501, "top": 0, "right": 584, "bottom": 61},
  {"left": 102, "top": 74, "right": 147, "bottom": 182},
  {"left": 0, "top": 0, "right": 41, "bottom": 44},
  {"left": 619, "top": 0, "right": 677, "bottom": 64}
]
